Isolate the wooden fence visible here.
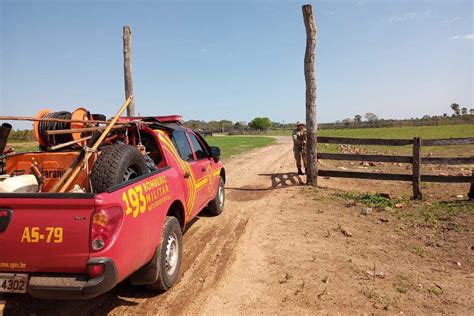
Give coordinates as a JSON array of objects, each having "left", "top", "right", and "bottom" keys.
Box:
[{"left": 316, "top": 137, "right": 474, "bottom": 200}]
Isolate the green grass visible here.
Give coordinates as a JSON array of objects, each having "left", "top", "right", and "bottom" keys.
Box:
[
  {"left": 319, "top": 124, "right": 474, "bottom": 155},
  {"left": 391, "top": 201, "right": 471, "bottom": 232},
  {"left": 205, "top": 136, "right": 276, "bottom": 159},
  {"left": 318, "top": 124, "right": 474, "bottom": 139},
  {"left": 337, "top": 192, "right": 405, "bottom": 210},
  {"left": 6, "top": 142, "right": 39, "bottom": 153},
  {"left": 268, "top": 124, "right": 474, "bottom": 138}
]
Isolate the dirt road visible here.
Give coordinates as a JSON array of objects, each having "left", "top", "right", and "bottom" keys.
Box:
[{"left": 4, "top": 137, "right": 473, "bottom": 314}]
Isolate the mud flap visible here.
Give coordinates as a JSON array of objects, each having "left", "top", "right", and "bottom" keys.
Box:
[{"left": 128, "top": 247, "right": 160, "bottom": 285}]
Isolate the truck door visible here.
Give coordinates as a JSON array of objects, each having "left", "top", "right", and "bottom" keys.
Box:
[{"left": 186, "top": 132, "right": 213, "bottom": 216}]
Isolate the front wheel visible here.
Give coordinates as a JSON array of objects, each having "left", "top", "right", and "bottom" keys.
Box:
[
  {"left": 147, "top": 216, "right": 183, "bottom": 292},
  {"left": 207, "top": 177, "right": 225, "bottom": 216}
]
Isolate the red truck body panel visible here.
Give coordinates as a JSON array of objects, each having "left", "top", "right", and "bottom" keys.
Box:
[
  {"left": 90, "top": 166, "right": 186, "bottom": 282},
  {"left": 0, "top": 196, "right": 94, "bottom": 273}
]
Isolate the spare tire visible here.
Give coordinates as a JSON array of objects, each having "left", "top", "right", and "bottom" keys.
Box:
[{"left": 91, "top": 144, "right": 149, "bottom": 193}]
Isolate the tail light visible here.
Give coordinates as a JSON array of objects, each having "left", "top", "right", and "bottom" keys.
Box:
[
  {"left": 90, "top": 207, "right": 123, "bottom": 252},
  {"left": 0, "top": 209, "right": 12, "bottom": 233},
  {"left": 87, "top": 263, "right": 105, "bottom": 278}
]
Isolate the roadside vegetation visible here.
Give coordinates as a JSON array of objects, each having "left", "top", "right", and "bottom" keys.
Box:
[{"left": 336, "top": 191, "right": 473, "bottom": 232}]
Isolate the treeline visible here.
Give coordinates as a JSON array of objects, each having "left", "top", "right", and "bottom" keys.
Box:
[
  {"left": 320, "top": 114, "right": 474, "bottom": 130},
  {"left": 8, "top": 129, "right": 35, "bottom": 142},
  {"left": 184, "top": 117, "right": 295, "bottom": 132}
]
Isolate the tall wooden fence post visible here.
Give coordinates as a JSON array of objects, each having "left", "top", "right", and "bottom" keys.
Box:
[
  {"left": 412, "top": 137, "right": 422, "bottom": 199},
  {"left": 123, "top": 26, "right": 136, "bottom": 117},
  {"left": 302, "top": 4, "right": 317, "bottom": 186}
]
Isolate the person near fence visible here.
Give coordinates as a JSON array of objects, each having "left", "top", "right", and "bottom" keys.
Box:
[{"left": 292, "top": 122, "right": 307, "bottom": 175}]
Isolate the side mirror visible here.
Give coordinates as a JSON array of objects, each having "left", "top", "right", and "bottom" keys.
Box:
[{"left": 210, "top": 146, "right": 221, "bottom": 162}]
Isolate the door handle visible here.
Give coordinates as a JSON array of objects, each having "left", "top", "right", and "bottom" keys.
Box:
[{"left": 184, "top": 172, "right": 190, "bottom": 179}]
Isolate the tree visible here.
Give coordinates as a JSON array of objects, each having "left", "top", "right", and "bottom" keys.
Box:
[
  {"left": 364, "top": 112, "right": 378, "bottom": 122},
  {"left": 342, "top": 118, "right": 353, "bottom": 125},
  {"left": 450, "top": 103, "right": 460, "bottom": 115},
  {"left": 442, "top": 113, "right": 448, "bottom": 118},
  {"left": 354, "top": 114, "right": 362, "bottom": 123},
  {"left": 470, "top": 109, "right": 474, "bottom": 115},
  {"left": 422, "top": 115, "right": 430, "bottom": 120},
  {"left": 461, "top": 107, "right": 468, "bottom": 115},
  {"left": 218, "top": 120, "right": 233, "bottom": 132},
  {"left": 249, "top": 117, "right": 272, "bottom": 130}
]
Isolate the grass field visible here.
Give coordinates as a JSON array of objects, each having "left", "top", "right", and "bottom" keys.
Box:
[
  {"left": 205, "top": 136, "right": 276, "bottom": 159},
  {"left": 267, "top": 124, "right": 474, "bottom": 138},
  {"left": 6, "top": 142, "right": 39, "bottom": 152},
  {"left": 267, "top": 124, "right": 474, "bottom": 155},
  {"left": 317, "top": 124, "right": 474, "bottom": 139},
  {"left": 312, "top": 124, "right": 474, "bottom": 156}
]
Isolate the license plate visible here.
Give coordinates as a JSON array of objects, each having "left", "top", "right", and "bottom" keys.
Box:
[{"left": 0, "top": 273, "right": 28, "bottom": 294}]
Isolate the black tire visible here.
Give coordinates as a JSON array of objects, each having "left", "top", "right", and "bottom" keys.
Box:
[
  {"left": 147, "top": 216, "right": 183, "bottom": 292},
  {"left": 91, "top": 144, "right": 149, "bottom": 193},
  {"left": 207, "top": 177, "right": 225, "bottom": 216}
]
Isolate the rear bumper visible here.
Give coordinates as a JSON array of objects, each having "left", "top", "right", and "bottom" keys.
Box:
[{"left": 27, "top": 258, "right": 118, "bottom": 300}]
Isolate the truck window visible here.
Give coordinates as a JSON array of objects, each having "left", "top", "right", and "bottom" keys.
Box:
[
  {"left": 188, "top": 133, "right": 208, "bottom": 160},
  {"left": 171, "top": 131, "right": 194, "bottom": 161}
]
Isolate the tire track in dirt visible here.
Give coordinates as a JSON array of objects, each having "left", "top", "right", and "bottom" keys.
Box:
[{"left": 111, "top": 137, "right": 293, "bottom": 314}]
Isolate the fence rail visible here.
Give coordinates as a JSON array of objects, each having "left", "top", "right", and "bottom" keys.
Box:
[{"left": 316, "top": 136, "right": 474, "bottom": 200}]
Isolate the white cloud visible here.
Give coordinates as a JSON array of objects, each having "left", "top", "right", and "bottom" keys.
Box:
[
  {"left": 451, "top": 34, "right": 474, "bottom": 40},
  {"left": 389, "top": 12, "right": 417, "bottom": 23},
  {"left": 357, "top": 1, "right": 367, "bottom": 5},
  {"left": 444, "top": 17, "right": 461, "bottom": 23},
  {"left": 201, "top": 48, "right": 207, "bottom": 53}
]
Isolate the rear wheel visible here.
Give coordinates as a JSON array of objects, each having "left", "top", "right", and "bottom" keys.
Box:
[
  {"left": 147, "top": 216, "right": 183, "bottom": 292},
  {"left": 207, "top": 177, "right": 225, "bottom": 216},
  {"left": 91, "top": 144, "right": 149, "bottom": 193}
]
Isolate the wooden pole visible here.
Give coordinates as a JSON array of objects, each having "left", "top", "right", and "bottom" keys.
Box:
[
  {"left": 412, "top": 137, "right": 422, "bottom": 199},
  {"left": 45, "top": 125, "right": 123, "bottom": 136},
  {"left": 49, "top": 136, "right": 92, "bottom": 151},
  {"left": 302, "top": 4, "right": 317, "bottom": 186},
  {"left": 123, "top": 26, "right": 136, "bottom": 117}
]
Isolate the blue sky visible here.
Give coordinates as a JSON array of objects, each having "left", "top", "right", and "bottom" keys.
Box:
[{"left": 1, "top": 0, "right": 473, "bottom": 129}]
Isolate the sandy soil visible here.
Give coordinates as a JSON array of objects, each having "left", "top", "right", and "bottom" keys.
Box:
[{"left": 3, "top": 137, "right": 473, "bottom": 315}]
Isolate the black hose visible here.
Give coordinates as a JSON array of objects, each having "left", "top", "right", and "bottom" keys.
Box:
[{"left": 38, "top": 111, "right": 73, "bottom": 147}]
